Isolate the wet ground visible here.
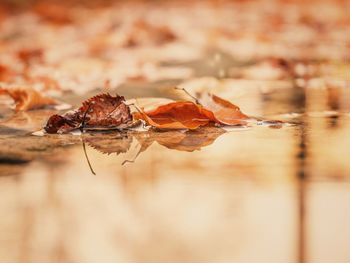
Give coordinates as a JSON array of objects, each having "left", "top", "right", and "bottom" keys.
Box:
[{"left": 1, "top": 72, "right": 350, "bottom": 263}]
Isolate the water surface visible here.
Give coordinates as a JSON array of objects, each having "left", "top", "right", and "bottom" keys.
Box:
[{"left": 1, "top": 81, "right": 350, "bottom": 263}]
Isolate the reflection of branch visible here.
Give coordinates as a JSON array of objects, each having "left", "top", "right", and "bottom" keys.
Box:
[
  {"left": 122, "top": 142, "right": 143, "bottom": 165},
  {"left": 175, "top": 87, "right": 200, "bottom": 105},
  {"left": 295, "top": 85, "right": 307, "bottom": 263},
  {"left": 82, "top": 138, "right": 96, "bottom": 175},
  {"left": 79, "top": 103, "right": 97, "bottom": 175},
  {"left": 298, "top": 171, "right": 305, "bottom": 263}
]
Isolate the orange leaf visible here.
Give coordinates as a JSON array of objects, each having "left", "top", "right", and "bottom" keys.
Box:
[
  {"left": 197, "top": 93, "right": 249, "bottom": 125},
  {"left": 134, "top": 93, "right": 249, "bottom": 130},
  {"left": 133, "top": 101, "right": 214, "bottom": 130},
  {"left": 0, "top": 87, "right": 58, "bottom": 111}
]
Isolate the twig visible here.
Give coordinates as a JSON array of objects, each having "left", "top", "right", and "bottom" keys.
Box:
[
  {"left": 79, "top": 103, "right": 92, "bottom": 132},
  {"left": 82, "top": 139, "right": 96, "bottom": 175},
  {"left": 124, "top": 101, "right": 144, "bottom": 115},
  {"left": 174, "top": 87, "right": 200, "bottom": 105},
  {"left": 122, "top": 149, "right": 142, "bottom": 165},
  {"left": 122, "top": 142, "right": 143, "bottom": 165}
]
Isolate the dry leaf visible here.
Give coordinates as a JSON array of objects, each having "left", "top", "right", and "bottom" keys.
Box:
[
  {"left": 197, "top": 93, "right": 249, "bottom": 125},
  {"left": 45, "top": 94, "right": 132, "bottom": 134},
  {"left": 133, "top": 91, "right": 249, "bottom": 129},
  {"left": 0, "top": 87, "right": 59, "bottom": 111},
  {"left": 133, "top": 101, "right": 214, "bottom": 130}
]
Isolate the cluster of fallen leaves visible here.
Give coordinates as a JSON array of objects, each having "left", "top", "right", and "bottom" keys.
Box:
[
  {"left": 43, "top": 90, "right": 250, "bottom": 134},
  {"left": 1, "top": 0, "right": 350, "bottom": 97},
  {"left": 1, "top": 0, "right": 347, "bottom": 136}
]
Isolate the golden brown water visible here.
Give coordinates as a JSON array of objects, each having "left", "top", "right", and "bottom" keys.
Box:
[{"left": 1, "top": 80, "right": 350, "bottom": 263}]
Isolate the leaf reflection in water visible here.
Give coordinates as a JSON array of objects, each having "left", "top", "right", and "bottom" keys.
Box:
[
  {"left": 81, "top": 133, "right": 132, "bottom": 174},
  {"left": 83, "top": 133, "right": 132, "bottom": 155},
  {"left": 136, "top": 127, "right": 226, "bottom": 152},
  {"left": 81, "top": 127, "right": 225, "bottom": 171}
]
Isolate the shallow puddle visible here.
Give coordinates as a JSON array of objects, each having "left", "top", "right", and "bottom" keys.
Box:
[
  {"left": 1, "top": 0, "right": 350, "bottom": 261},
  {"left": 1, "top": 83, "right": 350, "bottom": 263}
]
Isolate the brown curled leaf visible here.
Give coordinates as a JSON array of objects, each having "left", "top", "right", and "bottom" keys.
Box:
[
  {"left": 44, "top": 94, "right": 133, "bottom": 134},
  {"left": 77, "top": 94, "right": 132, "bottom": 128},
  {"left": 44, "top": 114, "right": 73, "bottom": 134},
  {"left": 0, "top": 87, "right": 59, "bottom": 111}
]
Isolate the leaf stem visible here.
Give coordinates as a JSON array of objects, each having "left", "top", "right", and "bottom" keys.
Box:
[
  {"left": 174, "top": 87, "right": 200, "bottom": 105},
  {"left": 79, "top": 103, "right": 92, "bottom": 132}
]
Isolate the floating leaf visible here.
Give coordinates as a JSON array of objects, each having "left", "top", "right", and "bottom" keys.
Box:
[
  {"left": 45, "top": 94, "right": 133, "bottom": 134},
  {"left": 133, "top": 101, "right": 214, "bottom": 130},
  {"left": 134, "top": 90, "right": 249, "bottom": 130},
  {"left": 197, "top": 93, "right": 249, "bottom": 125}
]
